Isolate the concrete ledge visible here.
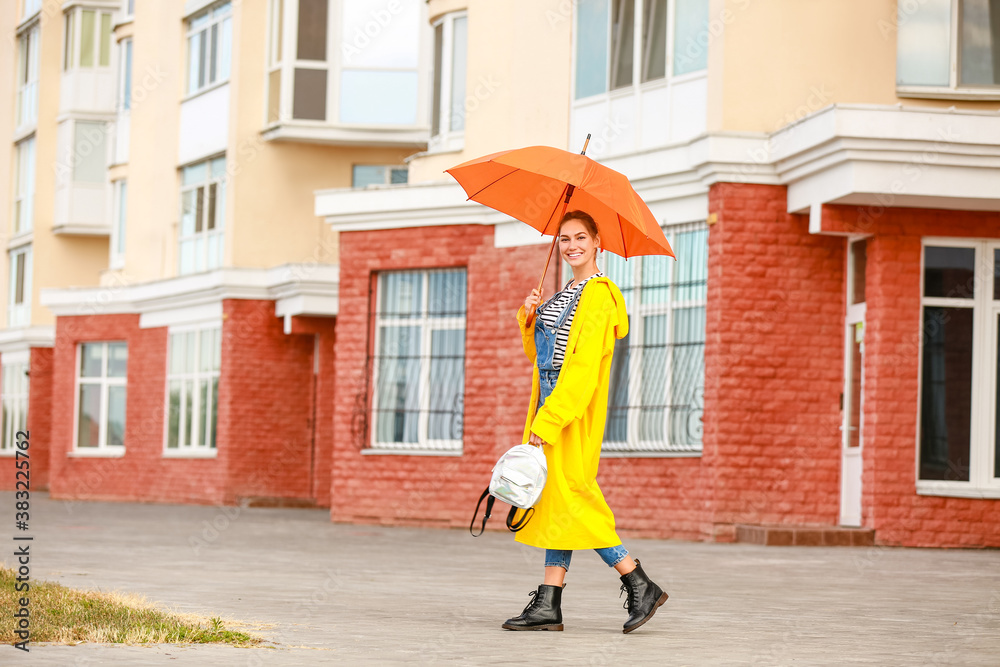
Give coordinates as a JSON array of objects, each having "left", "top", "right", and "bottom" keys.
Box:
[{"left": 735, "top": 524, "right": 875, "bottom": 547}]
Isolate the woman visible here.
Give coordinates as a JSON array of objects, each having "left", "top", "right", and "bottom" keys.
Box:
[{"left": 504, "top": 210, "right": 668, "bottom": 634}]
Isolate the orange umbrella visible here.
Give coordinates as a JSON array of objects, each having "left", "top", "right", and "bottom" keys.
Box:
[{"left": 446, "top": 137, "right": 674, "bottom": 296}]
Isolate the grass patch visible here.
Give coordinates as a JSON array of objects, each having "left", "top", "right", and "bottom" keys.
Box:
[{"left": 0, "top": 567, "right": 262, "bottom": 646}]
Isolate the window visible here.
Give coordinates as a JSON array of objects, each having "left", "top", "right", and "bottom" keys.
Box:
[
  {"left": 352, "top": 165, "right": 408, "bottom": 188},
  {"left": 179, "top": 156, "right": 226, "bottom": 275},
  {"left": 119, "top": 38, "right": 133, "bottom": 112},
  {"left": 370, "top": 269, "right": 467, "bottom": 452},
  {"left": 16, "top": 26, "right": 39, "bottom": 129},
  {"left": 597, "top": 223, "right": 707, "bottom": 453},
  {"left": 13, "top": 137, "right": 35, "bottom": 235},
  {"left": 0, "top": 353, "right": 29, "bottom": 454},
  {"left": 575, "top": 0, "right": 706, "bottom": 100},
  {"left": 22, "top": 0, "right": 41, "bottom": 19},
  {"left": 430, "top": 12, "right": 467, "bottom": 146},
  {"left": 897, "top": 0, "right": 1000, "bottom": 95},
  {"left": 75, "top": 342, "right": 127, "bottom": 451},
  {"left": 8, "top": 246, "right": 31, "bottom": 328},
  {"left": 125, "top": 0, "right": 134, "bottom": 18},
  {"left": 918, "top": 240, "right": 1000, "bottom": 496},
  {"left": 165, "top": 325, "right": 220, "bottom": 453},
  {"left": 73, "top": 121, "right": 108, "bottom": 184},
  {"left": 63, "top": 8, "right": 113, "bottom": 70},
  {"left": 111, "top": 180, "right": 127, "bottom": 269},
  {"left": 186, "top": 1, "right": 232, "bottom": 95}
]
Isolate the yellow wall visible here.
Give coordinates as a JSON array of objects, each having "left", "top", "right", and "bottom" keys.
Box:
[
  {"left": 711, "top": 0, "right": 999, "bottom": 133},
  {"left": 409, "top": 0, "right": 572, "bottom": 183},
  {"left": 1, "top": 9, "right": 15, "bottom": 322}
]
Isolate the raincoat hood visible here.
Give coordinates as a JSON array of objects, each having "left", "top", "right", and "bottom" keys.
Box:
[{"left": 586, "top": 276, "right": 629, "bottom": 340}]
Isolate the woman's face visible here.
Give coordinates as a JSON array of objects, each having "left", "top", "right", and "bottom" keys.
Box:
[{"left": 558, "top": 218, "right": 600, "bottom": 270}]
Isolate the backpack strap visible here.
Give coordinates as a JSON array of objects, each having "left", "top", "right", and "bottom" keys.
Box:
[
  {"left": 469, "top": 488, "right": 495, "bottom": 537},
  {"left": 506, "top": 506, "right": 535, "bottom": 532}
]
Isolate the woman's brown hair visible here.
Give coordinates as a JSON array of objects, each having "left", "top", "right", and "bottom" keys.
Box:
[{"left": 559, "top": 210, "right": 599, "bottom": 239}]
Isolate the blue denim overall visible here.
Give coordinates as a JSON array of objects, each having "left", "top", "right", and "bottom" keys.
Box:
[
  {"left": 532, "top": 278, "right": 630, "bottom": 571},
  {"left": 533, "top": 283, "right": 586, "bottom": 412}
]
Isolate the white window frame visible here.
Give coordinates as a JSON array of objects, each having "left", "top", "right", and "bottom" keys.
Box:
[
  {"left": 896, "top": 0, "right": 1000, "bottom": 100},
  {"left": 118, "top": 37, "right": 133, "bottom": 112},
  {"left": 185, "top": 1, "right": 232, "bottom": 97},
  {"left": 583, "top": 221, "right": 707, "bottom": 456},
  {"left": 110, "top": 179, "right": 127, "bottom": 269},
  {"left": 0, "top": 351, "right": 30, "bottom": 456},
  {"left": 178, "top": 156, "right": 226, "bottom": 275},
  {"left": 72, "top": 341, "right": 128, "bottom": 454},
  {"left": 16, "top": 24, "right": 40, "bottom": 131},
  {"left": 13, "top": 136, "right": 35, "bottom": 236},
  {"left": 163, "top": 322, "right": 221, "bottom": 457},
  {"left": 572, "top": 0, "right": 705, "bottom": 102},
  {"left": 351, "top": 164, "right": 408, "bottom": 188},
  {"left": 7, "top": 245, "right": 32, "bottom": 329},
  {"left": 429, "top": 11, "right": 467, "bottom": 153},
  {"left": 369, "top": 269, "right": 467, "bottom": 454},
  {"left": 63, "top": 7, "right": 114, "bottom": 71},
  {"left": 916, "top": 238, "right": 1000, "bottom": 498},
  {"left": 22, "top": 0, "right": 41, "bottom": 20}
]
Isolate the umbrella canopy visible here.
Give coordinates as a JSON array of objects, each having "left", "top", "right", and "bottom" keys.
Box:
[{"left": 446, "top": 145, "right": 675, "bottom": 259}]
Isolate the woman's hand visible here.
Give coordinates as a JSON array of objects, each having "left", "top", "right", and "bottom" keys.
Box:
[
  {"left": 528, "top": 432, "right": 546, "bottom": 447},
  {"left": 524, "top": 288, "right": 542, "bottom": 319}
]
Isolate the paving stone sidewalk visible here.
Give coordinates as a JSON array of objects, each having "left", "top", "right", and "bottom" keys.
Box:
[{"left": 4, "top": 492, "right": 1000, "bottom": 666}]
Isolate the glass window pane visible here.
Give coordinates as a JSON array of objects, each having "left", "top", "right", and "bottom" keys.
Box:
[
  {"left": 184, "top": 331, "right": 196, "bottom": 373},
  {"left": 673, "top": 228, "right": 708, "bottom": 302},
  {"left": 107, "top": 342, "right": 128, "bottom": 377},
  {"left": 449, "top": 17, "right": 468, "bottom": 132},
  {"left": 639, "top": 314, "right": 667, "bottom": 440},
  {"left": 80, "top": 10, "right": 95, "bottom": 67},
  {"left": 379, "top": 272, "right": 423, "bottom": 318},
  {"left": 194, "top": 186, "right": 204, "bottom": 233},
  {"left": 64, "top": 11, "right": 75, "bottom": 70},
  {"left": 77, "top": 384, "right": 101, "bottom": 447},
  {"left": 184, "top": 378, "right": 194, "bottom": 446},
  {"left": 641, "top": 0, "right": 666, "bottom": 82},
  {"left": 293, "top": 67, "right": 327, "bottom": 120},
  {"left": 353, "top": 165, "right": 386, "bottom": 188},
  {"left": 297, "top": 0, "right": 328, "bottom": 60},
  {"left": 180, "top": 190, "right": 197, "bottom": 236},
  {"left": 123, "top": 40, "right": 133, "bottom": 110},
  {"left": 428, "top": 329, "right": 465, "bottom": 440},
  {"left": 340, "top": 70, "right": 418, "bottom": 125},
  {"left": 390, "top": 168, "right": 408, "bottom": 184},
  {"left": 851, "top": 239, "right": 867, "bottom": 305},
  {"left": 220, "top": 18, "right": 233, "bottom": 82},
  {"left": 187, "top": 32, "right": 202, "bottom": 94},
  {"left": 960, "top": 0, "right": 1000, "bottom": 86},
  {"left": 897, "top": 0, "right": 951, "bottom": 86},
  {"left": 169, "top": 333, "right": 187, "bottom": 375},
  {"left": 14, "top": 252, "right": 25, "bottom": 304},
  {"left": 919, "top": 306, "right": 973, "bottom": 481},
  {"left": 605, "top": 320, "right": 630, "bottom": 442},
  {"left": 99, "top": 13, "right": 112, "bottom": 66},
  {"left": 74, "top": 121, "right": 107, "bottom": 183},
  {"left": 271, "top": 0, "right": 284, "bottom": 64},
  {"left": 210, "top": 377, "right": 218, "bottom": 448},
  {"left": 610, "top": 0, "right": 634, "bottom": 89},
  {"left": 107, "top": 385, "right": 126, "bottom": 447},
  {"left": 80, "top": 343, "right": 103, "bottom": 377},
  {"left": 167, "top": 380, "right": 181, "bottom": 448},
  {"left": 603, "top": 251, "right": 635, "bottom": 312},
  {"left": 670, "top": 307, "right": 705, "bottom": 447},
  {"left": 641, "top": 254, "right": 671, "bottom": 304},
  {"left": 209, "top": 23, "right": 218, "bottom": 84},
  {"left": 429, "top": 270, "right": 467, "bottom": 317},
  {"left": 341, "top": 0, "right": 419, "bottom": 68},
  {"left": 211, "top": 156, "right": 227, "bottom": 179},
  {"left": 924, "top": 246, "right": 975, "bottom": 298},
  {"left": 995, "top": 249, "right": 1000, "bottom": 300},
  {"left": 576, "top": 0, "right": 610, "bottom": 98},
  {"left": 995, "top": 314, "right": 1000, "bottom": 478},
  {"left": 674, "top": 0, "right": 708, "bottom": 75},
  {"left": 199, "top": 328, "right": 215, "bottom": 372},
  {"left": 198, "top": 378, "right": 209, "bottom": 448},
  {"left": 207, "top": 183, "right": 217, "bottom": 230},
  {"left": 182, "top": 161, "right": 207, "bottom": 187},
  {"left": 375, "top": 326, "right": 420, "bottom": 443},
  {"left": 432, "top": 22, "right": 443, "bottom": 135}
]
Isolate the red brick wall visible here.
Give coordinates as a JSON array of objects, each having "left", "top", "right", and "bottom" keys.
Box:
[
  {"left": 289, "top": 315, "right": 336, "bottom": 507},
  {"left": 824, "top": 204, "right": 1000, "bottom": 547},
  {"left": 331, "top": 224, "right": 713, "bottom": 540},
  {"left": 705, "top": 183, "right": 846, "bottom": 539},
  {"left": 221, "top": 299, "right": 316, "bottom": 505},
  {"left": 49, "top": 314, "right": 229, "bottom": 504}
]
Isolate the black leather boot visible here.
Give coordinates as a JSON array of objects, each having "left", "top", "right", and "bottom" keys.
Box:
[
  {"left": 619, "top": 559, "right": 668, "bottom": 634},
  {"left": 502, "top": 584, "right": 564, "bottom": 631}
]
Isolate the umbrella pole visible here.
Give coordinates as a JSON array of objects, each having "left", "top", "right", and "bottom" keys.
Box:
[{"left": 529, "top": 134, "right": 591, "bottom": 319}]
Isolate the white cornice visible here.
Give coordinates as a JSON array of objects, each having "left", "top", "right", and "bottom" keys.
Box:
[
  {"left": 40, "top": 265, "right": 339, "bottom": 326},
  {"left": 262, "top": 122, "right": 429, "bottom": 149},
  {"left": 0, "top": 326, "right": 55, "bottom": 354}
]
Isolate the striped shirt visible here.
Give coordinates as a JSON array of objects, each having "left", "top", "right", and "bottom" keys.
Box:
[{"left": 537, "top": 272, "right": 603, "bottom": 369}]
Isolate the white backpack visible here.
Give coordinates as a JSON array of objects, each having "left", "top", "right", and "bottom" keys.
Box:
[{"left": 470, "top": 444, "right": 548, "bottom": 536}]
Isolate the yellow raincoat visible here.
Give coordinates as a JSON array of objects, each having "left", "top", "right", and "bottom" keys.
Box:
[{"left": 513, "top": 277, "right": 629, "bottom": 550}]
